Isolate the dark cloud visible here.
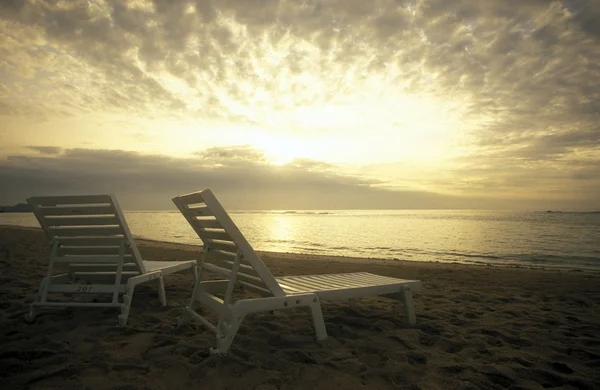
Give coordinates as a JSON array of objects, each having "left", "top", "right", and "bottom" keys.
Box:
[
  {"left": 0, "top": 146, "right": 481, "bottom": 210},
  {"left": 194, "top": 145, "right": 270, "bottom": 165},
  {"left": 438, "top": 147, "right": 600, "bottom": 209},
  {"left": 2, "top": 146, "right": 597, "bottom": 210},
  {"left": 565, "top": 0, "right": 600, "bottom": 38},
  {"left": 26, "top": 145, "right": 62, "bottom": 155}
]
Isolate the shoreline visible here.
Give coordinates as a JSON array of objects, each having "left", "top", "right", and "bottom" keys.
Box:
[
  {"left": 3, "top": 224, "right": 598, "bottom": 274},
  {"left": 137, "top": 235, "right": 598, "bottom": 273}
]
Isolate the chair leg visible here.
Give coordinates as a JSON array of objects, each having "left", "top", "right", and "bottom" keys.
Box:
[
  {"left": 25, "top": 278, "right": 46, "bottom": 322},
  {"left": 348, "top": 298, "right": 356, "bottom": 310},
  {"left": 119, "top": 282, "right": 135, "bottom": 326},
  {"left": 401, "top": 287, "right": 416, "bottom": 325},
  {"left": 309, "top": 299, "right": 328, "bottom": 341},
  {"left": 25, "top": 304, "right": 38, "bottom": 322},
  {"left": 176, "top": 269, "right": 204, "bottom": 328},
  {"left": 175, "top": 310, "right": 193, "bottom": 328},
  {"left": 192, "top": 264, "right": 199, "bottom": 284},
  {"left": 212, "top": 315, "right": 244, "bottom": 355},
  {"left": 157, "top": 276, "right": 167, "bottom": 306}
]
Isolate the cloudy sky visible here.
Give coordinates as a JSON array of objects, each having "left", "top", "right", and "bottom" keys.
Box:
[{"left": 1, "top": 0, "right": 599, "bottom": 210}]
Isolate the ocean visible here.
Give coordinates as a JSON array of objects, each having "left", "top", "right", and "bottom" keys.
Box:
[{"left": 1, "top": 210, "right": 599, "bottom": 270}]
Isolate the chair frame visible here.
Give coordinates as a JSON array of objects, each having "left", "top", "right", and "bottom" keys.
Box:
[
  {"left": 26, "top": 194, "right": 197, "bottom": 326},
  {"left": 173, "top": 189, "right": 422, "bottom": 354}
]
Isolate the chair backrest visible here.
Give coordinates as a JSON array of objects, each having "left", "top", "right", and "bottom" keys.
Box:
[
  {"left": 27, "top": 194, "right": 146, "bottom": 273},
  {"left": 172, "top": 189, "right": 285, "bottom": 297}
]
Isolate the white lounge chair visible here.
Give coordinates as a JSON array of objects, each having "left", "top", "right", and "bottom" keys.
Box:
[
  {"left": 26, "top": 194, "right": 197, "bottom": 326},
  {"left": 172, "top": 189, "right": 422, "bottom": 354}
]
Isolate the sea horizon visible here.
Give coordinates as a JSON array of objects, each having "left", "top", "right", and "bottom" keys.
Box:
[
  {"left": 2, "top": 209, "right": 599, "bottom": 272},
  {"left": 125, "top": 208, "right": 600, "bottom": 213}
]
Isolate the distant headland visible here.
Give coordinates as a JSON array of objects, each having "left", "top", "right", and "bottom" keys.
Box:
[{"left": 0, "top": 203, "right": 33, "bottom": 213}]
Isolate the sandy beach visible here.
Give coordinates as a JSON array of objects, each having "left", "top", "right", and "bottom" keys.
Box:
[{"left": 1, "top": 225, "right": 599, "bottom": 390}]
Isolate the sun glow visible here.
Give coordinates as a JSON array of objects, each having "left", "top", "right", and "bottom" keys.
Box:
[
  {"left": 248, "top": 134, "right": 312, "bottom": 165},
  {"left": 241, "top": 90, "right": 469, "bottom": 167}
]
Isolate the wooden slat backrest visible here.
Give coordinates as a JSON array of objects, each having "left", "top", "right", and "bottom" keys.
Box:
[
  {"left": 173, "top": 189, "right": 285, "bottom": 297},
  {"left": 27, "top": 194, "right": 146, "bottom": 273}
]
